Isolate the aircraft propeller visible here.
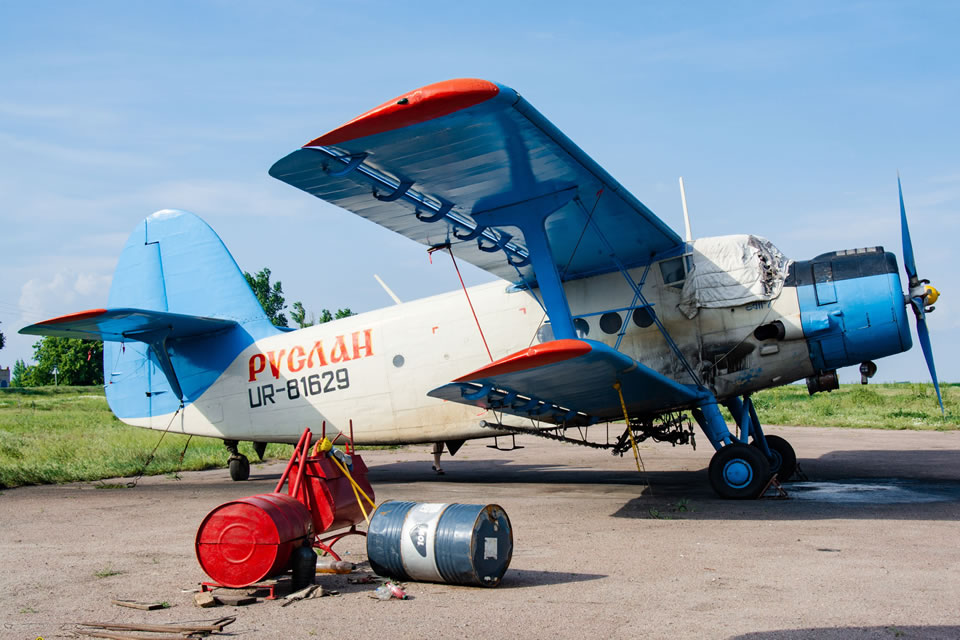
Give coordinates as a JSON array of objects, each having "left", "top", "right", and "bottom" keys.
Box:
[{"left": 899, "top": 175, "right": 944, "bottom": 414}]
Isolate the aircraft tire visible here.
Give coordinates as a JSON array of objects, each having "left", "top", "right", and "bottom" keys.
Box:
[
  {"left": 229, "top": 455, "right": 250, "bottom": 481},
  {"left": 708, "top": 443, "right": 771, "bottom": 499},
  {"left": 753, "top": 435, "right": 797, "bottom": 482}
]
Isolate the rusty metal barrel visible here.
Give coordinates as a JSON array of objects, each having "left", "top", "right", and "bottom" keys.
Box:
[
  {"left": 366, "top": 501, "right": 513, "bottom": 587},
  {"left": 195, "top": 493, "right": 314, "bottom": 588}
]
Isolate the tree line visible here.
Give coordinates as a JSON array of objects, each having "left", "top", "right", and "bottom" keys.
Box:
[{"left": 7, "top": 267, "right": 352, "bottom": 387}]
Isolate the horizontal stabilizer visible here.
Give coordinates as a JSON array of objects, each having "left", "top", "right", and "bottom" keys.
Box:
[
  {"left": 20, "top": 308, "right": 238, "bottom": 343},
  {"left": 428, "top": 339, "right": 707, "bottom": 425}
]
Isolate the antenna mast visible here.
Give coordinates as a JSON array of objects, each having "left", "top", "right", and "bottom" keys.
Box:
[
  {"left": 679, "top": 177, "right": 692, "bottom": 242},
  {"left": 373, "top": 274, "right": 403, "bottom": 305}
]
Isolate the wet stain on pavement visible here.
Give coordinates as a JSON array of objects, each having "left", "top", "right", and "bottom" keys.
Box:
[{"left": 783, "top": 478, "right": 960, "bottom": 504}]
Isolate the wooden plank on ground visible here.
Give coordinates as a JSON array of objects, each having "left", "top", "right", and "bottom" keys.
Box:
[{"left": 111, "top": 599, "right": 166, "bottom": 610}]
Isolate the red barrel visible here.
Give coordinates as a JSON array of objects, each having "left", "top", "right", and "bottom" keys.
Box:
[{"left": 195, "top": 493, "right": 314, "bottom": 588}]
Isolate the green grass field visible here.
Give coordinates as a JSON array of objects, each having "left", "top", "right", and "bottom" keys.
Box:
[
  {"left": 0, "top": 386, "right": 294, "bottom": 489},
  {"left": 719, "top": 382, "right": 957, "bottom": 430},
  {"left": 0, "top": 383, "right": 955, "bottom": 488}
]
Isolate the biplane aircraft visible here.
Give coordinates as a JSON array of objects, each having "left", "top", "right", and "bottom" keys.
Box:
[{"left": 22, "top": 79, "right": 942, "bottom": 498}]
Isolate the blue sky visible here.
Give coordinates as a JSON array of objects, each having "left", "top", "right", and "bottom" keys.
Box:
[{"left": 1, "top": 1, "right": 957, "bottom": 384}]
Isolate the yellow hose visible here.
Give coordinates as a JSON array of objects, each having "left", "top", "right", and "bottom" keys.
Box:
[
  {"left": 346, "top": 469, "right": 370, "bottom": 525},
  {"left": 613, "top": 381, "right": 643, "bottom": 474},
  {"left": 329, "top": 454, "right": 377, "bottom": 509}
]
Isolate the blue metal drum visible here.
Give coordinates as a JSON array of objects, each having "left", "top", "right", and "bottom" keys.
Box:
[{"left": 366, "top": 501, "right": 513, "bottom": 587}]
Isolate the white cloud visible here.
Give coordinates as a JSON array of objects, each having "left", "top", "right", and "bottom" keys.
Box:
[{"left": 19, "top": 270, "right": 112, "bottom": 322}]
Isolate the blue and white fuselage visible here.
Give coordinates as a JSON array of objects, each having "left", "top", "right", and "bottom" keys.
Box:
[{"left": 28, "top": 210, "right": 911, "bottom": 448}]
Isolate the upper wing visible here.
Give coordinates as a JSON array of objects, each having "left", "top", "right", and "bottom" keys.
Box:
[
  {"left": 428, "top": 339, "right": 707, "bottom": 426},
  {"left": 269, "top": 79, "right": 683, "bottom": 287}
]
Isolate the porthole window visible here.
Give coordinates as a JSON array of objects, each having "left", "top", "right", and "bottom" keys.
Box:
[
  {"left": 536, "top": 322, "right": 554, "bottom": 343},
  {"left": 599, "top": 312, "right": 623, "bottom": 334},
  {"left": 574, "top": 318, "right": 590, "bottom": 338},
  {"left": 392, "top": 354, "right": 405, "bottom": 368},
  {"left": 632, "top": 307, "right": 654, "bottom": 328}
]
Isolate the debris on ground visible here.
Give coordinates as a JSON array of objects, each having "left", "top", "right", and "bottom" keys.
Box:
[
  {"left": 194, "top": 591, "right": 217, "bottom": 608},
  {"left": 111, "top": 599, "right": 168, "bottom": 610},
  {"left": 73, "top": 616, "right": 235, "bottom": 638},
  {"left": 280, "top": 582, "right": 341, "bottom": 607},
  {"left": 281, "top": 584, "right": 319, "bottom": 607},
  {"left": 316, "top": 557, "right": 355, "bottom": 574},
  {"left": 371, "top": 581, "right": 408, "bottom": 601},
  {"left": 213, "top": 593, "right": 256, "bottom": 606},
  {"left": 74, "top": 631, "right": 188, "bottom": 640}
]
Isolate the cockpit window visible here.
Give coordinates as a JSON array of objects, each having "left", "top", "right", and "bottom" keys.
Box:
[{"left": 659, "top": 256, "right": 688, "bottom": 288}]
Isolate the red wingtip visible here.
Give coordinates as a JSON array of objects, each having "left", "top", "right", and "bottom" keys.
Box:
[
  {"left": 454, "top": 339, "right": 592, "bottom": 382},
  {"left": 305, "top": 78, "right": 500, "bottom": 147},
  {"left": 39, "top": 309, "right": 108, "bottom": 325}
]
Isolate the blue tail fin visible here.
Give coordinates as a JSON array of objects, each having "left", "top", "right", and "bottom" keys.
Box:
[
  {"left": 106, "top": 210, "right": 280, "bottom": 419},
  {"left": 108, "top": 209, "right": 274, "bottom": 327},
  {"left": 24, "top": 210, "right": 280, "bottom": 421}
]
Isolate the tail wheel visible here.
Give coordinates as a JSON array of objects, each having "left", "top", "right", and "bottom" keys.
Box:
[
  {"left": 754, "top": 435, "right": 797, "bottom": 482},
  {"left": 708, "top": 443, "right": 771, "bottom": 499},
  {"left": 229, "top": 455, "right": 250, "bottom": 481}
]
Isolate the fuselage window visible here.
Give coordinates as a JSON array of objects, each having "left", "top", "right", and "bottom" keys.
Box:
[
  {"left": 599, "top": 312, "right": 623, "bottom": 334},
  {"left": 632, "top": 306, "right": 654, "bottom": 328},
  {"left": 573, "top": 317, "right": 590, "bottom": 338},
  {"left": 536, "top": 322, "right": 554, "bottom": 343}
]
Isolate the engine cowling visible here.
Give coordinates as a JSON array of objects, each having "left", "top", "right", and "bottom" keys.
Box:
[{"left": 789, "top": 247, "right": 913, "bottom": 374}]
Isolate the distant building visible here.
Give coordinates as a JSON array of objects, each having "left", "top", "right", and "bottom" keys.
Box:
[{"left": 0, "top": 367, "right": 9, "bottom": 388}]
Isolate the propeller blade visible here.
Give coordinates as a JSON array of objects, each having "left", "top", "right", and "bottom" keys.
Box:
[
  {"left": 898, "top": 177, "right": 943, "bottom": 414},
  {"left": 915, "top": 315, "right": 945, "bottom": 415},
  {"left": 899, "top": 175, "right": 918, "bottom": 282}
]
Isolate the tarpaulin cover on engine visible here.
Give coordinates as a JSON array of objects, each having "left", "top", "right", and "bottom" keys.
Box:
[{"left": 678, "top": 234, "right": 791, "bottom": 318}]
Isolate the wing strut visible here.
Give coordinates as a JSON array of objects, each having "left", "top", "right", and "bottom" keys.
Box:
[{"left": 470, "top": 187, "right": 579, "bottom": 339}]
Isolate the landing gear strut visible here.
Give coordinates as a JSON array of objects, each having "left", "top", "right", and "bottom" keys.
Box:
[
  {"left": 724, "top": 396, "right": 798, "bottom": 482},
  {"left": 224, "top": 440, "right": 250, "bottom": 481},
  {"left": 692, "top": 395, "right": 798, "bottom": 499}
]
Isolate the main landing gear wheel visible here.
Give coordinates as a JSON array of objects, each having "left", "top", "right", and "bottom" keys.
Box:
[
  {"left": 708, "top": 443, "right": 771, "bottom": 499},
  {"left": 754, "top": 435, "right": 797, "bottom": 482},
  {"left": 229, "top": 455, "right": 250, "bottom": 481}
]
